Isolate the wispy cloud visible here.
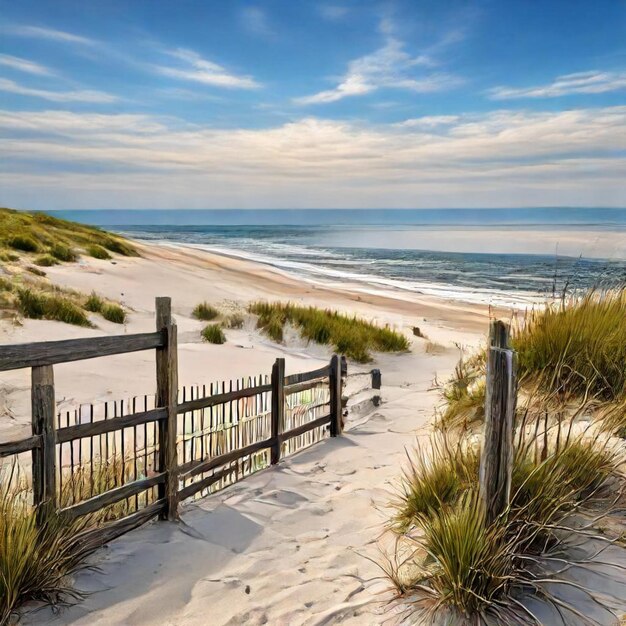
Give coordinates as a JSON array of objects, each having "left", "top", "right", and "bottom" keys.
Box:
[
  {"left": 155, "top": 48, "right": 261, "bottom": 89},
  {"left": 3, "top": 24, "right": 95, "bottom": 46},
  {"left": 294, "top": 33, "right": 461, "bottom": 105},
  {"left": 239, "top": 7, "right": 274, "bottom": 37},
  {"left": 0, "top": 78, "right": 119, "bottom": 103},
  {"left": 0, "top": 54, "right": 54, "bottom": 76},
  {"left": 488, "top": 70, "right": 626, "bottom": 99},
  {"left": 2, "top": 106, "right": 624, "bottom": 209}
]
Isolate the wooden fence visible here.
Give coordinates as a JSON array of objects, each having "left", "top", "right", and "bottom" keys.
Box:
[{"left": 0, "top": 297, "right": 347, "bottom": 546}]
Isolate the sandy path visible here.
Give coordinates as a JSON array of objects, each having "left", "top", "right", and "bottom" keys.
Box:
[{"left": 22, "top": 350, "right": 455, "bottom": 626}]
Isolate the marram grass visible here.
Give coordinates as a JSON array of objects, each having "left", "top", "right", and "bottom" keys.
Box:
[
  {"left": 201, "top": 323, "right": 226, "bottom": 344},
  {"left": 0, "top": 487, "right": 90, "bottom": 624},
  {"left": 192, "top": 301, "right": 220, "bottom": 321},
  {"left": 388, "top": 424, "right": 623, "bottom": 624},
  {"left": 249, "top": 301, "right": 409, "bottom": 362},
  {"left": 513, "top": 288, "right": 626, "bottom": 402}
]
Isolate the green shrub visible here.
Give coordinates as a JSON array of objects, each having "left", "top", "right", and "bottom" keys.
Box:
[
  {"left": 86, "top": 244, "right": 111, "bottom": 260},
  {"left": 6, "top": 235, "right": 39, "bottom": 253},
  {"left": 0, "top": 276, "right": 14, "bottom": 292},
  {"left": 193, "top": 302, "right": 220, "bottom": 321},
  {"left": 17, "top": 288, "right": 92, "bottom": 327},
  {"left": 50, "top": 243, "right": 78, "bottom": 262},
  {"left": 34, "top": 254, "right": 59, "bottom": 267},
  {"left": 249, "top": 302, "right": 409, "bottom": 362},
  {"left": 84, "top": 291, "right": 103, "bottom": 313},
  {"left": 201, "top": 324, "right": 226, "bottom": 344},
  {"left": 101, "top": 302, "right": 126, "bottom": 324}
]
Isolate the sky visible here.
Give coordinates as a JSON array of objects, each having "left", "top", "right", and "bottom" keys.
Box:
[{"left": 0, "top": 0, "right": 625, "bottom": 211}]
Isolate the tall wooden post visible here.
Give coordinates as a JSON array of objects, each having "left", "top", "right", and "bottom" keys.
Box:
[
  {"left": 156, "top": 297, "right": 179, "bottom": 521},
  {"left": 32, "top": 364, "right": 56, "bottom": 524},
  {"left": 329, "top": 354, "right": 343, "bottom": 436},
  {"left": 270, "top": 358, "right": 285, "bottom": 464},
  {"left": 479, "top": 320, "right": 517, "bottom": 524}
]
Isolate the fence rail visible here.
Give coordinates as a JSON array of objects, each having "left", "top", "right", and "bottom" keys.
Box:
[{"left": 0, "top": 297, "right": 348, "bottom": 547}]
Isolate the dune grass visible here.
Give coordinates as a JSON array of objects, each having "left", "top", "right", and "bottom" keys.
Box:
[
  {"left": 192, "top": 301, "right": 220, "bottom": 321},
  {"left": 389, "top": 422, "right": 623, "bottom": 623},
  {"left": 0, "top": 207, "right": 138, "bottom": 264},
  {"left": 16, "top": 288, "right": 92, "bottom": 327},
  {"left": 513, "top": 289, "right": 626, "bottom": 402},
  {"left": 34, "top": 254, "right": 59, "bottom": 267},
  {"left": 201, "top": 323, "right": 226, "bottom": 344},
  {"left": 0, "top": 484, "right": 91, "bottom": 624},
  {"left": 223, "top": 313, "right": 244, "bottom": 329},
  {"left": 86, "top": 244, "right": 111, "bottom": 260},
  {"left": 438, "top": 288, "right": 626, "bottom": 431},
  {"left": 249, "top": 301, "right": 409, "bottom": 362}
]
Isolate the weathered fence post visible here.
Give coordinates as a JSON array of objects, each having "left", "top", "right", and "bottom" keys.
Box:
[
  {"left": 32, "top": 364, "right": 56, "bottom": 524},
  {"left": 271, "top": 357, "right": 285, "bottom": 464},
  {"left": 329, "top": 354, "right": 343, "bottom": 436},
  {"left": 155, "top": 297, "right": 179, "bottom": 521},
  {"left": 479, "top": 320, "right": 517, "bottom": 525},
  {"left": 371, "top": 368, "right": 382, "bottom": 390}
]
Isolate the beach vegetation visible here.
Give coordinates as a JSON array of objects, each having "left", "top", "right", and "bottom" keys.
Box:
[
  {"left": 0, "top": 489, "right": 91, "bottom": 624},
  {"left": 101, "top": 302, "right": 126, "bottom": 324},
  {"left": 50, "top": 243, "right": 78, "bottom": 263},
  {"left": 0, "top": 250, "right": 19, "bottom": 263},
  {"left": 16, "top": 288, "right": 93, "bottom": 327},
  {"left": 84, "top": 291, "right": 104, "bottom": 313},
  {"left": 0, "top": 207, "right": 138, "bottom": 265},
  {"left": 201, "top": 323, "right": 226, "bottom": 344},
  {"left": 388, "top": 422, "right": 623, "bottom": 624},
  {"left": 249, "top": 301, "right": 409, "bottom": 362},
  {"left": 34, "top": 254, "right": 59, "bottom": 267},
  {"left": 86, "top": 244, "right": 111, "bottom": 260},
  {"left": 513, "top": 288, "right": 626, "bottom": 402},
  {"left": 193, "top": 301, "right": 220, "bottom": 321}
]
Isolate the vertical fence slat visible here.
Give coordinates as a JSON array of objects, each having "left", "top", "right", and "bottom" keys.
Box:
[
  {"left": 479, "top": 320, "right": 517, "bottom": 525},
  {"left": 271, "top": 358, "right": 285, "bottom": 464},
  {"left": 329, "top": 355, "right": 343, "bottom": 436},
  {"left": 156, "top": 297, "right": 179, "bottom": 521},
  {"left": 32, "top": 364, "right": 56, "bottom": 522}
]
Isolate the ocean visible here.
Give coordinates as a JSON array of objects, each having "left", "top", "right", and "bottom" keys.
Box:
[{"left": 54, "top": 209, "right": 626, "bottom": 308}]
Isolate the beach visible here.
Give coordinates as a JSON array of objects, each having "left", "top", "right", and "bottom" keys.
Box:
[
  {"left": 1, "top": 236, "right": 486, "bottom": 624},
  {"left": 3, "top": 233, "right": 626, "bottom": 626}
]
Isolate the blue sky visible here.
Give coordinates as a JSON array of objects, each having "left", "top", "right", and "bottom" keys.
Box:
[{"left": 0, "top": 0, "right": 625, "bottom": 210}]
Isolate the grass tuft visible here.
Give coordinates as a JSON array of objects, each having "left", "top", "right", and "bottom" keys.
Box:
[
  {"left": 193, "top": 302, "right": 220, "bottom": 321},
  {"left": 0, "top": 483, "right": 91, "bottom": 624},
  {"left": 34, "top": 254, "right": 59, "bottom": 267},
  {"left": 201, "top": 323, "right": 226, "bottom": 344},
  {"left": 17, "top": 288, "right": 92, "bottom": 327},
  {"left": 513, "top": 289, "right": 626, "bottom": 402},
  {"left": 7, "top": 235, "right": 39, "bottom": 253},
  {"left": 50, "top": 243, "right": 77, "bottom": 263},
  {"left": 101, "top": 302, "right": 126, "bottom": 324},
  {"left": 249, "top": 301, "right": 409, "bottom": 362},
  {"left": 84, "top": 291, "right": 104, "bottom": 313},
  {"left": 86, "top": 244, "right": 111, "bottom": 260}
]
